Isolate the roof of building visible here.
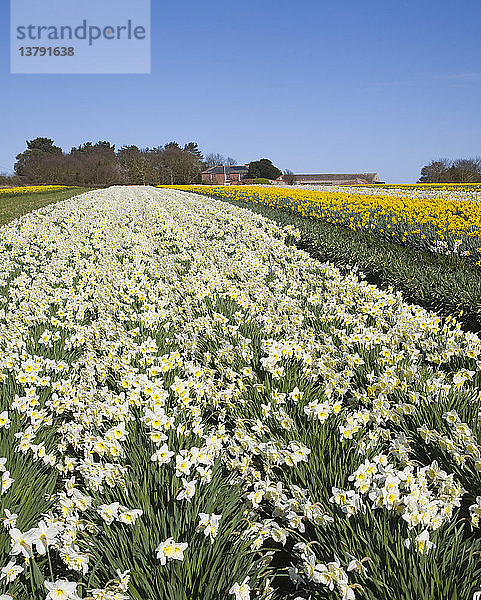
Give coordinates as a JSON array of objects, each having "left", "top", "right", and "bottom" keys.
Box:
[
  {"left": 202, "top": 165, "right": 249, "bottom": 175},
  {"left": 292, "top": 173, "right": 379, "bottom": 183}
]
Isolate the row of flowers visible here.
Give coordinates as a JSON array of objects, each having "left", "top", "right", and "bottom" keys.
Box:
[
  {"left": 164, "top": 185, "right": 481, "bottom": 262},
  {"left": 0, "top": 186, "right": 480, "bottom": 599},
  {"left": 0, "top": 186, "right": 69, "bottom": 196}
]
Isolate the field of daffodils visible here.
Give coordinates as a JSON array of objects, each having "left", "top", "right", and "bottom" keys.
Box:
[
  {"left": 172, "top": 185, "right": 481, "bottom": 265},
  {"left": 1, "top": 186, "right": 481, "bottom": 600},
  {"left": 0, "top": 186, "right": 68, "bottom": 197}
]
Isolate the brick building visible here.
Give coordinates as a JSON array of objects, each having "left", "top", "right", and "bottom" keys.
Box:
[{"left": 201, "top": 165, "right": 249, "bottom": 185}]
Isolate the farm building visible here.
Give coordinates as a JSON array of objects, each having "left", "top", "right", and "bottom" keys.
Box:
[
  {"left": 201, "top": 165, "right": 249, "bottom": 184},
  {"left": 278, "top": 173, "right": 382, "bottom": 185}
]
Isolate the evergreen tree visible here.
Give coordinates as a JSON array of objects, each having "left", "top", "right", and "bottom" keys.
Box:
[
  {"left": 184, "top": 142, "right": 203, "bottom": 160},
  {"left": 26, "top": 137, "right": 62, "bottom": 153},
  {"left": 247, "top": 158, "right": 282, "bottom": 180},
  {"left": 15, "top": 138, "right": 62, "bottom": 177}
]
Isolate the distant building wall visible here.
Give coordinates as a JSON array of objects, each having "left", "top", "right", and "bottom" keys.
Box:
[
  {"left": 201, "top": 165, "right": 249, "bottom": 185},
  {"left": 279, "top": 173, "right": 381, "bottom": 185}
]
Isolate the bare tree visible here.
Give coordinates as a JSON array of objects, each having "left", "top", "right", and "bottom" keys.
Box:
[
  {"left": 418, "top": 157, "right": 481, "bottom": 183},
  {"left": 203, "top": 153, "right": 237, "bottom": 168},
  {"left": 203, "top": 153, "right": 223, "bottom": 168},
  {"left": 283, "top": 169, "right": 296, "bottom": 185},
  {"left": 450, "top": 158, "right": 481, "bottom": 182}
]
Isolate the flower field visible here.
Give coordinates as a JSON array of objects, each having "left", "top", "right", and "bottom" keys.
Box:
[
  {"left": 0, "top": 186, "right": 68, "bottom": 197},
  {"left": 350, "top": 183, "right": 481, "bottom": 194},
  {"left": 0, "top": 186, "right": 92, "bottom": 228},
  {"left": 1, "top": 186, "right": 481, "bottom": 599},
  {"left": 169, "top": 186, "right": 481, "bottom": 265}
]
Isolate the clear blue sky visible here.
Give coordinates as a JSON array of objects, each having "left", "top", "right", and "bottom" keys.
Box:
[{"left": 1, "top": 0, "right": 480, "bottom": 182}]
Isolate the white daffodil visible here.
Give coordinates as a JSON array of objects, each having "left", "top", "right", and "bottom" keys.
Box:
[
  {"left": 115, "top": 568, "right": 131, "bottom": 591},
  {"left": 0, "top": 412, "right": 10, "bottom": 429},
  {"left": 118, "top": 508, "right": 143, "bottom": 525},
  {"left": 176, "top": 478, "right": 197, "bottom": 502},
  {"left": 9, "top": 528, "right": 33, "bottom": 558},
  {"left": 2, "top": 510, "right": 17, "bottom": 529},
  {"left": 151, "top": 443, "right": 174, "bottom": 464},
  {"left": 229, "top": 577, "right": 251, "bottom": 600},
  {"left": 0, "top": 560, "right": 23, "bottom": 583},
  {"left": 29, "top": 520, "right": 61, "bottom": 555},
  {"left": 197, "top": 512, "right": 222, "bottom": 543},
  {"left": 156, "top": 538, "right": 188, "bottom": 565},
  {"left": 1, "top": 471, "right": 14, "bottom": 495},
  {"left": 97, "top": 502, "right": 120, "bottom": 525},
  {"left": 415, "top": 530, "right": 435, "bottom": 554},
  {"left": 44, "top": 579, "right": 80, "bottom": 600}
]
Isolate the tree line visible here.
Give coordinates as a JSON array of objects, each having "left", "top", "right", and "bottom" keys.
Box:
[
  {"left": 8, "top": 138, "right": 240, "bottom": 186},
  {"left": 418, "top": 157, "right": 481, "bottom": 183},
  {"left": 3, "top": 140, "right": 481, "bottom": 187},
  {"left": 0, "top": 138, "right": 287, "bottom": 187}
]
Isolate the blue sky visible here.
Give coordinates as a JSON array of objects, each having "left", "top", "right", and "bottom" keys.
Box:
[{"left": 1, "top": 0, "right": 480, "bottom": 182}]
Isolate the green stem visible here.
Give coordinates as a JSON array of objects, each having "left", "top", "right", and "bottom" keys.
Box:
[
  {"left": 29, "top": 559, "right": 35, "bottom": 597},
  {"left": 47, "top": 546, "right": 54, "bottom": 581}
]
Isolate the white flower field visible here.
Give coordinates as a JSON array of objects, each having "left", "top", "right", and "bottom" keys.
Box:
[{"left": 0, "top": 186, "right": 481, "bottom": 600}]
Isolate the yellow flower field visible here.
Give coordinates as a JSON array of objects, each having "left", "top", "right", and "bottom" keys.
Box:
[
  {"left": 0, "top": 186, "right": 68, "bottom": 196},
  {"left": 166, "top": 185, "right": 481, "bottom": 263}
]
